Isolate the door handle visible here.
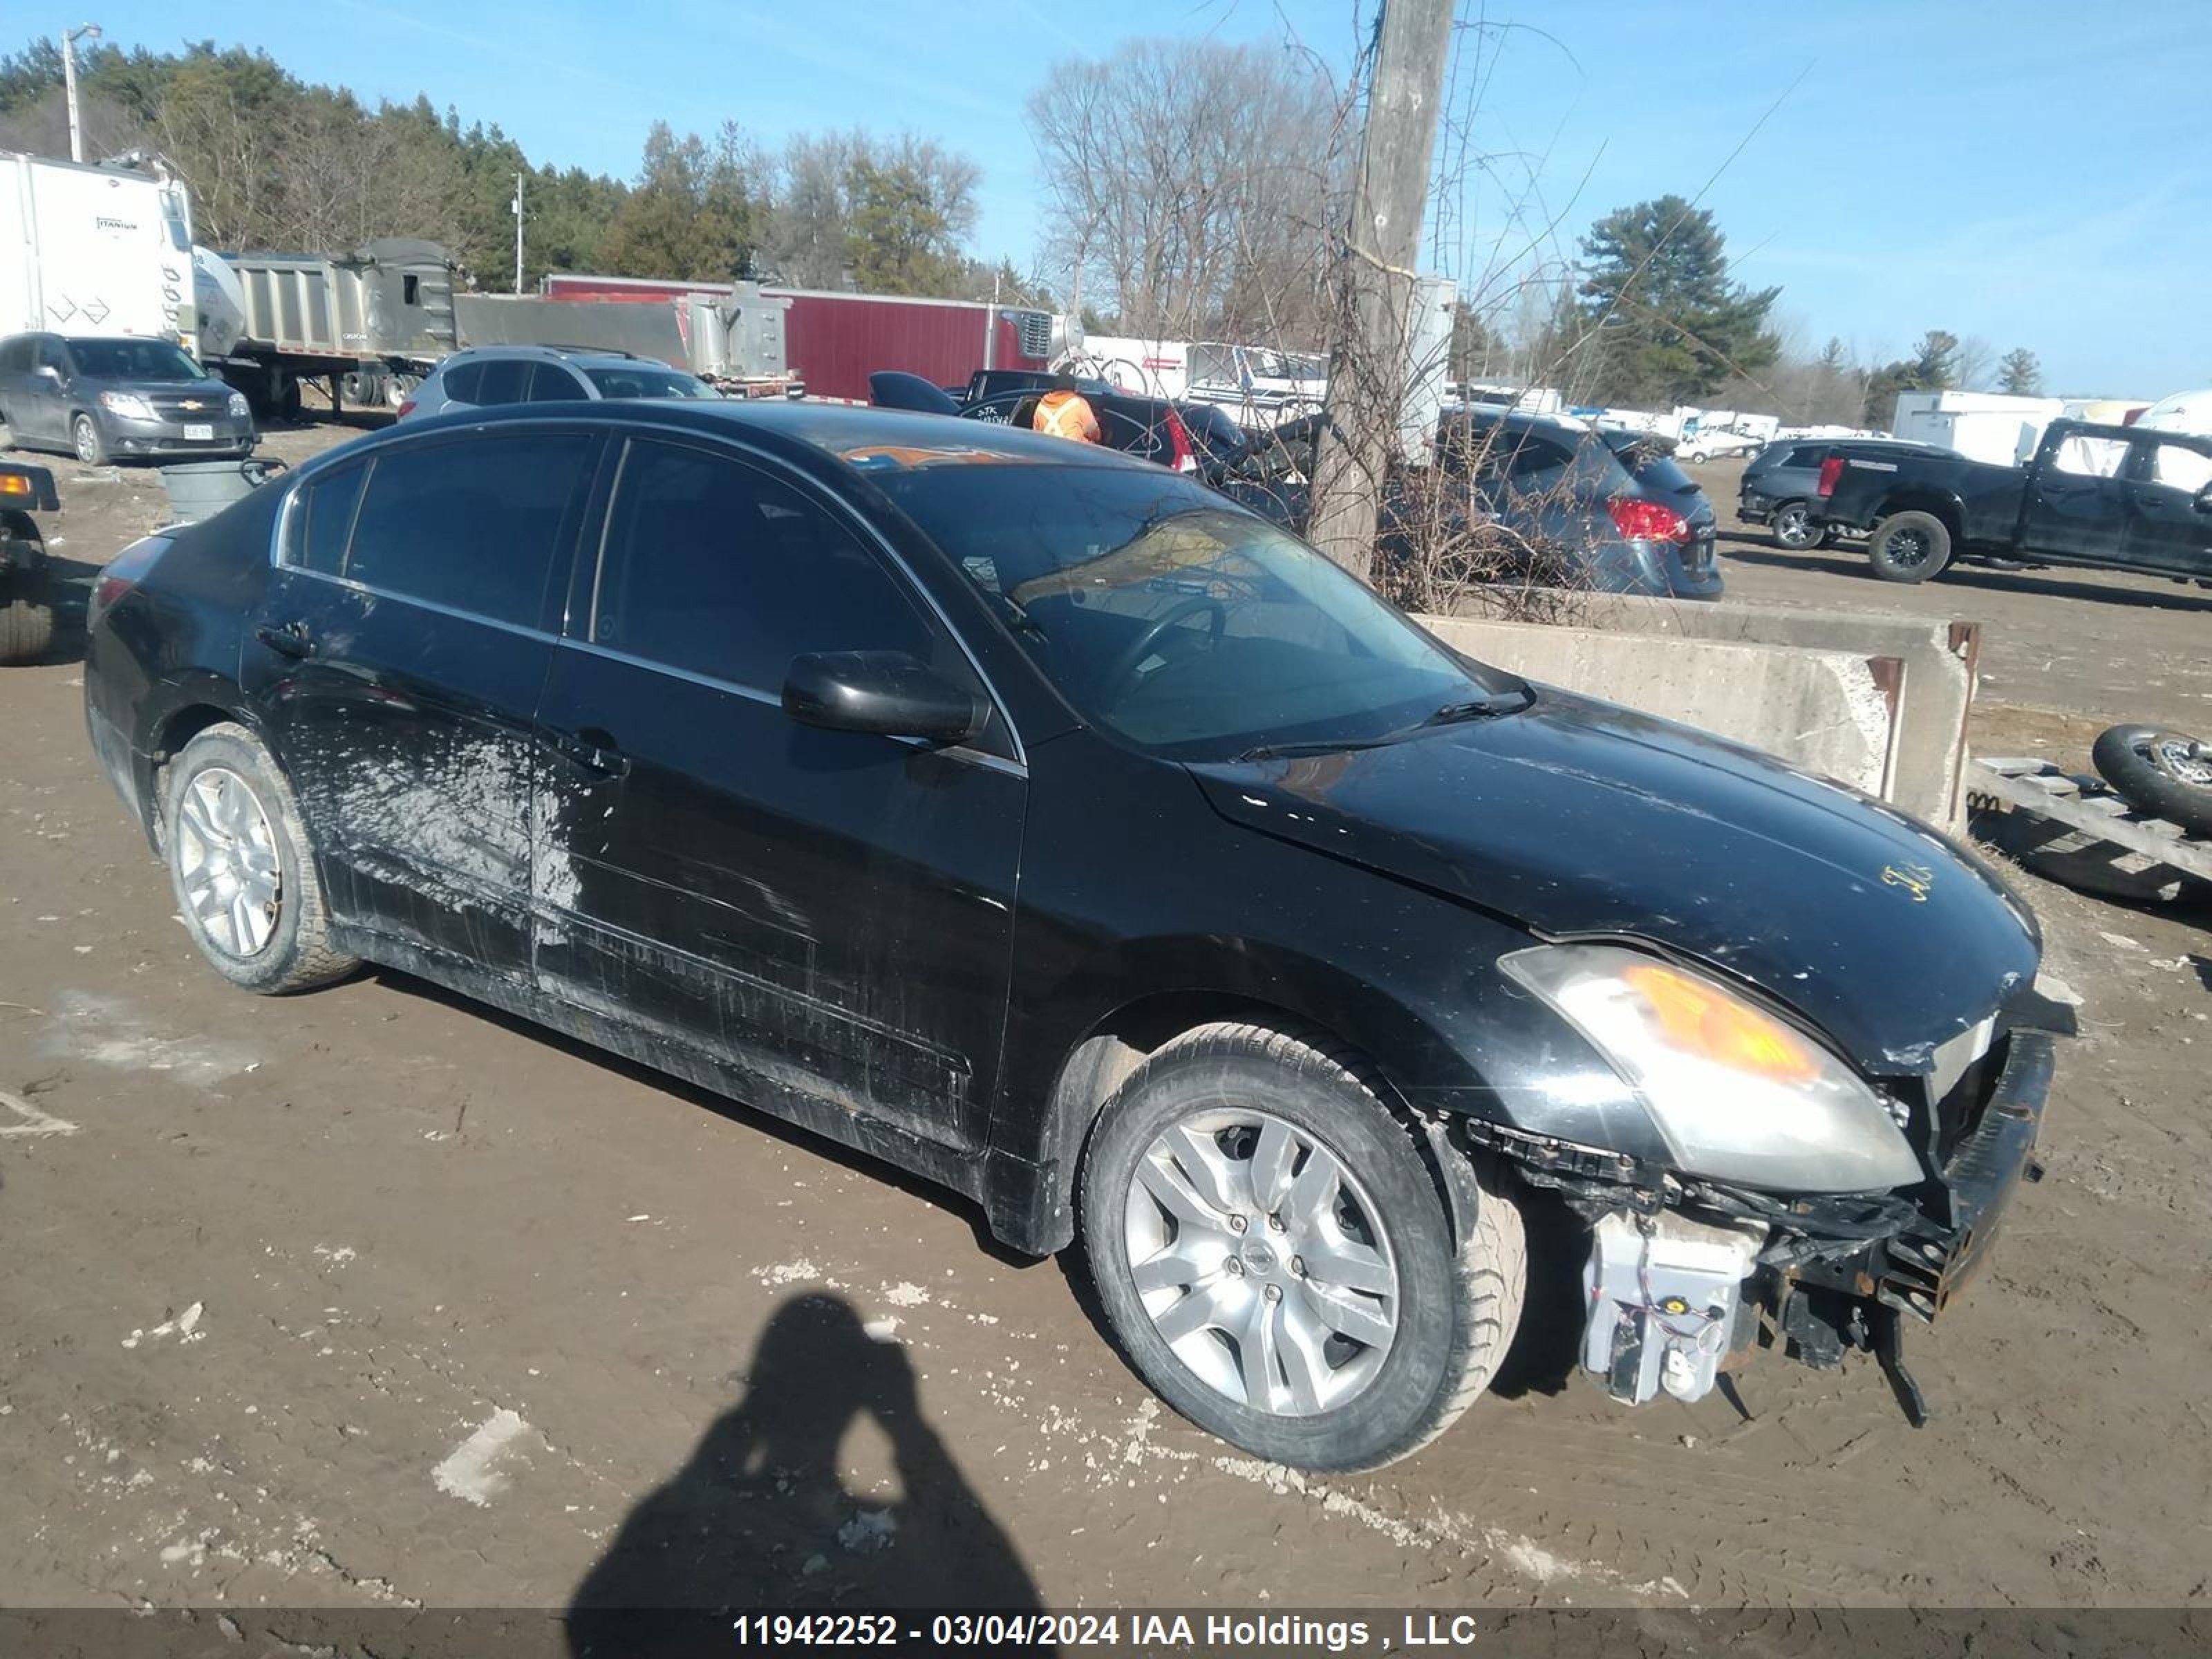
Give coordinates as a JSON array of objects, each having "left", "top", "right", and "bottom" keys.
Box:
[
  {"left": 550, "top": 726, "right": 629, "bottom": 780},
  {"left": 254, "top": 621, "right": 314, "bottom": 659}
]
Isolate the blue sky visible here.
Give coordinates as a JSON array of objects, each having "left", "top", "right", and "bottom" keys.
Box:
[{"left": 61, "top": 0, "right": 2212, "bottom": 395}]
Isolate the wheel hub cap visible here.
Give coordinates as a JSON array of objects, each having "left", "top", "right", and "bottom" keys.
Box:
[
  {"left": 1123, "top": 1110, "right": 1400, "bottom": 1418},
  {"left": 176, "top": 767, "right": 281, "bottom": 957}
]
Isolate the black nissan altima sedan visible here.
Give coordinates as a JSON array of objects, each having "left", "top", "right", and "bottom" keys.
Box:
[{"left": 84, "top": 400, "right": 2061, "bottom": 1470}]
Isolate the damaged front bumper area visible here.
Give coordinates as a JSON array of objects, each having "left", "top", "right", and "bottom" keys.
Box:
[{"left": 1466, "top": 1028, "right": 2058, "bottom": 1421}]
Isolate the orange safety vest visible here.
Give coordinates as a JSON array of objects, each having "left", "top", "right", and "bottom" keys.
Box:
[{"left": 1033, "top": 389, "right": 1101, "bottom": 444}]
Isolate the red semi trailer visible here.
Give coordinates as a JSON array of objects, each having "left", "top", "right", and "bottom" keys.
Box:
[{"left": 540, "top": 273, "right": 1053, "bottom": 402}]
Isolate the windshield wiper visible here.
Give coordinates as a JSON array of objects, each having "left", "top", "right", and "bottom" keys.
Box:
[{"left": 1233, "top": 695, "right": 1513, "bottom": 763}]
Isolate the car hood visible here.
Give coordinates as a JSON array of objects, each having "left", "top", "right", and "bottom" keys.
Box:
[{"left": 1187, "top": 688, "right": 2038, "bottom": 1074}]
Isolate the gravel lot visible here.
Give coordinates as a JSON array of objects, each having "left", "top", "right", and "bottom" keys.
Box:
[{"left": 1, "top": 427, "right": 2207, "bottom": 1620}]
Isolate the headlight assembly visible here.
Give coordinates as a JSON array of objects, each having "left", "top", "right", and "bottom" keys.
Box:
[
  {"left": 99, "top": 391, "right": 155, "bottom": 422},
  {"left": 1502, "top": 942, "right": 1922, "bottom": 1194},
  {"left": 227, "top": 391, "right": 252, "bottom": 420}
]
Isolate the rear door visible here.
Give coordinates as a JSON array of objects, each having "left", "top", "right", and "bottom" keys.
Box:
[
  {"left": 2120, "top": 432, "right": 2212, "bottom": 576},
  {"left": 2018, "top": 429, "right": 2130, "bottom": 561},
  {"left": 530, "top": 433, "right": 1023, "bottom": 1152},
  {"left": 244, "top": 426, "right": 599, "bottom": 981}
]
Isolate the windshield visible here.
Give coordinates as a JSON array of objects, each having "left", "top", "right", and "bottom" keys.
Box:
[
  {"left": 66, "top": 339, "right": 205, "bottom": 382},
  {"left": 874, "top": 462, "right": 1515, "bottom": 760},
  {"left": 582, "top": 366, "right": 717, "bottom": 400}
]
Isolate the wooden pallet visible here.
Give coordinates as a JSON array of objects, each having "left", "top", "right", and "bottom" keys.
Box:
[{"left": 1969, "top": 757, "right": 2212, "bottom": 899}]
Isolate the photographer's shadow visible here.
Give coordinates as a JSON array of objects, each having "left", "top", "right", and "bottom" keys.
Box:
[{"left": 568, "top": 1293, "right": 1040, "bottom": 1656}]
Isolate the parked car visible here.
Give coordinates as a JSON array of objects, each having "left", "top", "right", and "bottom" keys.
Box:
[
  {"left": 1741, "top": 438, "right": 1953, "bottom": 550},
  {"left": 398, "top": 345, "right": 720, "bottom": 420},
  {"left": 1674, "top": 428, "right": 1763, "bottom": 463},
  {"left": 0, "top": 456, "right": 59, "bottom": 662},
  {"left": 0, "top": 332, "right": 254, "bottom": 465},
  {"left": 869, "top": 367, "right": 1250, "bottom": 478},
  {"left": 1599, "top": 427, "right": 1719, "bottom": 539},
  {"left": 1817, "top": 418, "right": 2212, "bottom": 584},
  {"left": 86, "top": 400, "right": 2056, "bottom": 1470},
  {"left": 1431, "top": 409, "right": 1723, "bottom": 599}
]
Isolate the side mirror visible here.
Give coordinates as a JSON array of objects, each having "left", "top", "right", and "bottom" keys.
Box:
[
  {"left": 34, "top": 364, "right": 62, "bottom": 384},
  {"left": 782, "top": 650, "right": 986, "bottom": 745},
  {"left": 2195, "top": 483, "right": 2212, "bottom": 514}
]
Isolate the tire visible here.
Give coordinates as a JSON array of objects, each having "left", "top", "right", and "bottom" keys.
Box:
[
  {"left": 162, "top": 723, "right": 359, "bottom": 994},
  {"left": 71, "top": 413, "right": 109, "bottom": 466},
  {"left": 0, "top": 567, "right": 55, "bottom": 664},
  {"left": 2091, "top": 724, "right": 2212, "bottom": 838},
  {"left": 1079, "top": 1022, "right": 1525, "bottom": 1471},
  {"left": 1770, "top": 501, "right": 1828, "bottom": 551},
  {"left": 1866, "top": 509, "right": 1951, "bottom": 582}
]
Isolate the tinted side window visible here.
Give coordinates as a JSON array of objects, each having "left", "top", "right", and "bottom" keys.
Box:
[
  {"left": 474, "top": 359, "right": 532, "bottom": 405},
  {"left": 346, "top": 433, "right": 590, "bottom": 628},
  {"left": 2143, "top": 438, "right": 2212, "bottom": 496},
  {"left": 590, "top": 439, "right": 936, "bottom": 691},
  {"left": 440, "top": 362, "right": 485, "bottom": 402},
  {"left": 290, "top": 462, "right": 367, "bottom": 575},
  {"left": 0, "top": 337, "right": 27, "bottom": 372},
  {"left": 527, "top": 363, "right": 588, "bottom": 402}
]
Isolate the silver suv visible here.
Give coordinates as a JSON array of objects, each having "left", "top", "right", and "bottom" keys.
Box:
[{"left": 397, "top": 346, "right": 718, "bottom": 420}]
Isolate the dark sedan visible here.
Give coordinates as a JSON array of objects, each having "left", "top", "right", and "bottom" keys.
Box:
[{"left": 85, "top": 401, "right": 2056, "bottom": 1469}]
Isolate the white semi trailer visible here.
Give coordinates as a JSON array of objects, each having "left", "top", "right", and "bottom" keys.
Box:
[{"left": 1, "top": 151, "right": 198, "bottom": 353}]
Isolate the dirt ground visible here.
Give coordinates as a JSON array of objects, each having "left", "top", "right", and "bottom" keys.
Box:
[{"left": 1, "top": 429, "right": 2208, "bottom": 1620}]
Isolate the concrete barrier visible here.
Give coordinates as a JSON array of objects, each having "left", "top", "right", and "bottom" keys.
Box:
[{"left": 1421, "top": 596, "right": 1981, "bottom": 827}]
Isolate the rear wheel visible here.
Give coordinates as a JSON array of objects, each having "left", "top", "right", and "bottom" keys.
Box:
[
  {"left": 1080, "top": 1022, "right": 1524, "bottom": 1471},
  {"left": 163, "top": 724, "right": 358, "bottom": 994},
  {"left": 0, "top": 565, "right": 55, "bottom": 664},
  {"left": 1771, "top": 501, "right": 1828, "bottom": 550},
  {"left": 2091, "top": 724, "right": 2212, "bottom": 838},
  {"left": 1867, "top": 510, "right": 1951, "bottom": 582}
]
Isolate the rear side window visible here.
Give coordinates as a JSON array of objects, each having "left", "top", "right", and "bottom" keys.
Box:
[
  {"left": 0, "top": 337, "right": 28, "bottom": 372},
  {"left": 589, "top": 438, "right": 936, "bottom": 691},
  {"left": 344, "top": 433, "right": 592, "bottom": 628},
  {"left": 2144, "top": 438, "right": 2212, "bottom": 495},
  {"left": 290, "top": 462, "right": 366, "bottom": 575},
  {"left": 1786, "top": 445, "right": 1828, "bottom": 468},
  {"left": 440, "top": 362, "right": 485, "bottom": 402},
  {"left": 474, "top": 359, "right": 532, "bottom": 405},
  {"left": 527, "top": 364, "right": 588, "bottom": 401}
]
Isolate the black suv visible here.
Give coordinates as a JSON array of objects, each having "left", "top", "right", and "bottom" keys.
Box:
[
  {"left": 1740, "top": 438, "right": 1951, "bottom": 550},
  {"left": 84, "top": 400, "right": 2054, "bottom": 1470}
]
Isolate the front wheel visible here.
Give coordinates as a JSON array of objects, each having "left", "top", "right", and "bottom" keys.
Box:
[
  {"left": 1866, "top": 509, "right": 1952, "bottom": 582},
  {"left": 1771, "top": 501, "right": 1828, "bottom": 550},
  {"left": 71, "top": 413, "right": 109, "bottom": 467},
  {"left": 1080, "top": 1023, "right": 1525, "bottom": 1471},
  {"left": 163, "top": 723, "right": 359, "bottom": 994}
]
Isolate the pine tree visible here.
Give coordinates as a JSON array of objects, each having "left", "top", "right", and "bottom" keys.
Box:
[
  {"left": 1998, "top": 347, "right": 2043, "bottom": 397},
  {"left": 1570, "top": 196, "right": 1780, "bottom": 406}
]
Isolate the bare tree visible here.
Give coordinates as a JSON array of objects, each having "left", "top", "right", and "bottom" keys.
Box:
[{"left": 1028, "top": 38, "right": 1351, "bottom": 344}]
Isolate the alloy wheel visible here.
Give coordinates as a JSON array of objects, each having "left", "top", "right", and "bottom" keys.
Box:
[
  {"left": 1888, "top": 529, "right": 1930, "bottom": 568},
  {"left": 1774, "top": 504, "right": 1817, "bottom": 548},
  {"left": 2149, "top": 735, "right": 2212, "bottom": 789},
  {"left": 1122, "top": 1109, "right": 1400, "bottom": 1417},
  {"left": 73, "top": 418, "right": 100, "bottom": 464},
  {"left": 175, "top": 766, "right": 283, "bottom": 957}
]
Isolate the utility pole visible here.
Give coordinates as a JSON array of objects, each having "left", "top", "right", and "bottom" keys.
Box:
[
  {"left": 1305, "top": 0, "right": 1455, "bottom": 581},
  {"left": 62, "top": 21, "right": 102, "bottom": 164},
  {"left": 512, "top": 172, "right": 525, "bottom": 293}
]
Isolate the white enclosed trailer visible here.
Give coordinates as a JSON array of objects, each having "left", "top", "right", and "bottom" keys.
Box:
[
  {"left": 1891, "top": 390, "right": 2065, "bottom": 466},
  {"left": 1, "top": 151, "right": 196, "bottom": 353}
]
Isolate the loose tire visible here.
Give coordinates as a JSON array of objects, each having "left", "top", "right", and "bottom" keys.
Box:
[
  {"left": 1771, "top": 501, "right": 1828, "bottom": 551},
  {"left": 2091, "top": 724, "right": 2212, "bottom": 838},
  {"left": 1866, "top": 510, "right": 1951, "bottom": 582},
  {"left": 0, "top": 567, "right": 55, "bottom": 664},
  {"left": 163, "top": 723, "right": 358, "bottom": 994},
  {"left": 71, "top": 413, "right": 109, "bottom": 467},
  {"left": 1080, "top": 1022, "right": 1525, "bottom": 1471}
]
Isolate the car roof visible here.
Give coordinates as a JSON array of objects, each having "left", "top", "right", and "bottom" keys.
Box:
[
  {"left": 439, "top": 344, "right": 664, "bottom": 368},
  {"left": 334, "top": 398, "right": 1169, "bottom": 482}
]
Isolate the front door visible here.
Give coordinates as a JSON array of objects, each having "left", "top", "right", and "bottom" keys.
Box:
[
  {"left": 2120, "top": 433, "right": 2212, "bottom": 577},
  {"left": 530, "top": 434, "right": 1023, "bottom": 1152},
  {"left": 243, "top": 427, "right": 599, "bottom": 981}
]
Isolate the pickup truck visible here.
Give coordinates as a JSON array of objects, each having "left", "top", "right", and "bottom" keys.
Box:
[{"left": 1816, "top": 418, "right": 2212, "bottom": 585}]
